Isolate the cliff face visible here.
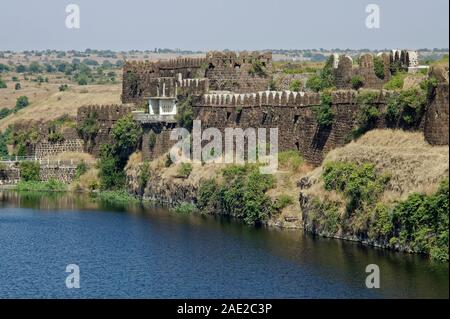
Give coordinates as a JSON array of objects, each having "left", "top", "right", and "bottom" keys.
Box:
[
  {"left": 298, "top": 129, "right": 449, "bottom": 257},
  {"left": 424, "top": 65, "right": 449, "bottom": 145}
]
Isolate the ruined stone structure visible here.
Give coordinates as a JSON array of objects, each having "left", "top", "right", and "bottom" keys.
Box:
[
  {"left": 0, "top": 162, "right": 77, "bottom": 185},
  {"left": 77, "top": 104, "right": 133, "bottom": 156},
  {"left": 122, "top": 51, "right": 272, "bottom": 105},
  {"left": 73, "top": 50, "right": 448, "bottom": 166},
  {"left": 332, "top": 53, "right": 391, "bottom": 89},
  {"left": 424, "top": 65, "right": 449, "bottom": 145}
]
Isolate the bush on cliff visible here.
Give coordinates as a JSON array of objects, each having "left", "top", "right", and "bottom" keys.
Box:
[
  {"left": 313, "top": 91, "right": 334, "bottom": 127},
  {"left": 175, "top": 96, "right": 194, "bottom": 130},
  {"left": 197, "top": 179, "right": 220, "bottom": 213},
  {"left": 389, "top": 180, "right": 449, "bottom": 261},
  {"left": 313, "top": 161, "right": 448, "bottom": 261},
  {"left": 111, "top": 113, "right": 142, "bottom": 161},
  {"left": 98, "top": 114, "right": 142, "bottom": 190},
  {"left": 219, "top": 165, "right": 275, "bottom": 225},
  {"left": 98, "top": 144, "right": 125, "bottom": 190},
  {"left": 385, "top": 85, "right": 427, "bottom": 127},
  {"left": 323, "top": 161, "right": 390, "bottom": 213},
  {"left": 19, "top": 161, "right": 40, "bottom": 182}
]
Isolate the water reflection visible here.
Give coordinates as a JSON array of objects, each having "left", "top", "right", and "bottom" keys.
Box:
[{"left": 0, "top": 190, "right": 448, "bottom": 298}]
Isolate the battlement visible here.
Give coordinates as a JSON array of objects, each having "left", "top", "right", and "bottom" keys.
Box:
[
  {"left": 206, "top": 51, "right": 272, "bottom": 64},
  {"left": 199, "top": 91, "right": 320, "bottom": 107},
  {"left": 124, "top": 57, "right": 208, "bottom": 73},
  {"left": 77, "top": 104, "right": 133, "bottom": 121},
  {"left": 199, "top": 89, "right": 392, "bottom": 108}
]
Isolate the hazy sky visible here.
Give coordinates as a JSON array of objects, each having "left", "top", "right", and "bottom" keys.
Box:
[{"left": 0, "top": 0, "right": 448, "bottom": 51}]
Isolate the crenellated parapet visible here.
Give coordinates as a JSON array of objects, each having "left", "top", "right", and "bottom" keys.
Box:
[
  {"left": 199, "top": 91, "right": 321, "bottom": 108},
  {"left": 177, "top": 78, "right": 209, "bottom": 96},
  {"left": 77, "top": 104, "right": 133, "bottom": 122}
]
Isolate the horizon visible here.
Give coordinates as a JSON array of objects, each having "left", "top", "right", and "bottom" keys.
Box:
[{"left": 0, "top": 0, "right": 448, "bottom": 51}]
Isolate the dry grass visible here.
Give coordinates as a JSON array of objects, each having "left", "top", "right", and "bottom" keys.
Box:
[
  {"left": 0, "top": 83, "right": 121, "bottom": 131},
  {"left": 44, "top": 151, "right": 96, "bottom": 164},
  {"left": 304, "top": 129, "right": 449, "bottom": 204},
  {"left": 69, "top": 167, "right": 100, "bottom": 192}
]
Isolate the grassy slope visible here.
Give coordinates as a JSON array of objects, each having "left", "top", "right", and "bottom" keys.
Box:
[{"left": 304, "top": 129, "right": 449, "bottom": 205}]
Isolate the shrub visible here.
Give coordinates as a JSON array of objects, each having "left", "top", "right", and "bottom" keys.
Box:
[
  {"left": 0, "top": 63, "right": 10, "bottom": 73},
  {"left": 164, "top": 153, "right": 173, "bottom": 167},
  {"left": 0, "top": 78, "right": 6, "bottom": 89},
  {"left": 28, "top": 62, "right": 42, "bottom": 73},
  {"left": 197, "top": 179, "right": 219, "bottom": 212},
  {"left": 77, "top": 111, "right": 99, "bottom": 144},
  {"left": 218, "top": 165, "right": 275, "bottom": 225},
  {"left": 175, "top": 96, "right": 194, "bottom": 130},
  {"left": 178, "top": 162, "right": 193, "bottom": 178},
  {"left": 75, "top": 161, "right": 88, "bottom": 179},
  {"left": 0, "top": 138, "right": 8, "bottom": 158},
  {"left": 148, "top": 131, "right": 157, "bottom": 149},
  {"left": 138, "top": 161, "right": 150, "bottom": 189},
  {"left": 19, "top": 161, "right": 40, "bottom": 182},
  {"left": 0, "top": 108, "right": 11, "bottom": 119},
  {"left": 390, "top": 180, "right": 448, "bottom": 261},
  {"left": 111, "top": 114, "right": 142, "bottom": 160},
  {"left": 16, "top": 65, "right": 27, "bottom": 73},
  {"left": 350, "top": 75, "right": 364, "bottom": 90},
  {"left": 173, "top": 202, "right": 197, "bottom": 214},
  {"left": 15, "top": 96, "right": 29, "bottom": 110},
  {"left": 15, "top": 83, "right": 21, "bottom": 90},
  {"left": 16, "top": 179, "right": 66, "bottom": 192},
  {"left": 385, "top": 87, "right": 426, "bottom": 127},
  {"left": 59, "top": 84, "right": 69, "bottom": 92},
  {"left": 289, "top": 79, "right": 302, "bottom": 92},
  {"left": 248, "top": 59, "right": 268, "bottom": 77},
  {"left": 278, "top": 150, "right": 303, "bottom": 171},
  {"left": 373, "top": 56, "right": 385, "bottom": 79},
  {"left": 348, "top": 91, "right": 380, "bottom": 139},
  {"left": 322, "top": 161, "right": 390, "bottom": 212},
  {"left": 313, "top": 91, "right": 334, "bottom": 127},
  {"left": 383, "top": 72, "right": 406, "bottom": 90},
  {"left": 274, "top": 194, "right": 294, "bottom": 210},
  {"left": 98, "top": 190, "right": 139, "bottom": 206},
  {"left": 98, "top": 144, "right": 125, "bottom": 190},
  {"left": 47, "top": 131, "right": 65, "bottom": 143}
]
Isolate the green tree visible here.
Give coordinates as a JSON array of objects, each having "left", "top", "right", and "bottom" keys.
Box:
[
  {"left": 28, "top": 62, "right": 42, "bottom": 73},
  {"left": 111, "top": 113, "right": 142, "bottom": 160},
  {"left": 19, "top": 161, "right": 40, "bottom": 181}
]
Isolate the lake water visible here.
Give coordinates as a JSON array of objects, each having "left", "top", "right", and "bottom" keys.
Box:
[{"left": 0, "top": 191, "right": 448, "bottom": 298}]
